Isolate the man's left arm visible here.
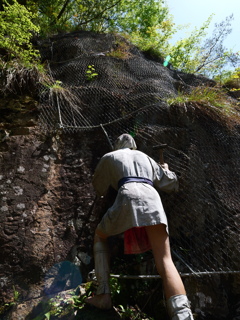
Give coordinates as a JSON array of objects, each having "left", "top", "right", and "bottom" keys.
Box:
[{"left": 92, "top": 156, "right": 111, "bottom": 197}]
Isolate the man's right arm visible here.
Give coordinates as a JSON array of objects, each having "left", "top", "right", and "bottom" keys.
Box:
[{"left": 150, "top": 157, "right": 179, "bottom": 193}]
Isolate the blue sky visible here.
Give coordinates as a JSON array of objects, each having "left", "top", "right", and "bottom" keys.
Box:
[{"left": 165, "top": 0, "right": 240, "bottom": 53}]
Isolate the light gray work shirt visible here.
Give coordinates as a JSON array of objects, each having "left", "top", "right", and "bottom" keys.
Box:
[{"left": 93, "top": 148, "right": 179, "bottom": 236}]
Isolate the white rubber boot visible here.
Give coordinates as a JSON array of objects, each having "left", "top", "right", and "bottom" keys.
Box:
[
  {"left": 85, "top": 240, "right": 112, "bottom": 309},
  {"left": 167, "top": 294, "right": 194, "bottom": 320}
]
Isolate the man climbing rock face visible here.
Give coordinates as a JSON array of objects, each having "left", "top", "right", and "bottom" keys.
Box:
[{"left": 85, "top": 133, "right": 194, "bottom": 319}]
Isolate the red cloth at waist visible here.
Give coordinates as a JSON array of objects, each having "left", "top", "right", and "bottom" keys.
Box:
[{"left": 124, "top": 227, "right": 151, "bottom": 254}]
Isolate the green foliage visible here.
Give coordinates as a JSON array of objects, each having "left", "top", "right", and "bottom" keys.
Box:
[
  {"left": 167, "top": 87, "right": 224, "bottom": 106},
  {"left": 214, "top": 69, "right": 236, "bottom": 84},
  {"left": 164, "top": 16, "right": 213, "bottom": 73},
  {"left": 109, "top": 277, "right": 154, "bottom": 320},
  {"left": 221, "top": 67, "right": 240, "bottom": 99},
  {"left": 220, "top": 67, "right": 240, "bottom": 85},
  {"left": 26, "top": 0, "right": 124, "bottom": 35},
  {"left": 13, "top": 286, "right": 20, "bottom": 302},
  {"left": 106, "top": 0, "right": 173, "bottom": 53},
  {"left": 42, "top": 79, "right": 63, "bottom": 90},
  {"left": 0, "top": 59, "right": 49, "bottom": 97},
  {"left": 192, "top": 15, "right": 239, "bottom": 77},
  {"left": 86, "top": 64, "right": 98, "bottom": 81},
  {"left": 1, "top": 0, "right": 238, "bottom": 79},
  {"left": 23, "top": 0, "right": 174, "bottom": 52},
  {"left": 167, "top": 85, "right": 240, "bottom": 127},
  {"left": 110, "top": 276, "right": 157, "bottom": 320},
  {"left": 29, "top": 286, "right": 88, "bottom": 320},
  {"left": 166, "top": 86, "right": 237, "bottom": 121},
  {"left": 110, "top": 277, "right": 121, "bottom": 296},
  {"left": 44, "top": 312, "right": 51, "bottom": 320},
  {"left": 165, "top": 15, "right": 240, "bottom": 77},
  {"left": 116, "top": 304, "right": 154, "bottom": 319},
  {"left": 0, "top": 0, "right": 40, "bottom": 65},
  {"left": 107, "top": 39, "right": 132, "bottom": 59},
  {"left": 0, "top": 286, "right": 19, "bottom": 315}
]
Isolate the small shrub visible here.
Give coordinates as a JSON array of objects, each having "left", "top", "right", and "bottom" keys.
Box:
[
  {"left": 86, "top": 65, "right": 98, "bottom": 81},
  {"left": 107, "top": 39, "right": 133, "bottom": 59},
  {"left": 167, "top": 86, "right": 231, "bottom": 109}
]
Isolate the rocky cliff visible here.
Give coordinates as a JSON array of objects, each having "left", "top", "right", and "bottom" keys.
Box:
[{"left": 0, "top": 31, "right": 239, "bottom": 320}]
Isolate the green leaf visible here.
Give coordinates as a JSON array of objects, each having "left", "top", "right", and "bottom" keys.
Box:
[{"left": 44, "top": 312, "right": 51, "bottom": 320}]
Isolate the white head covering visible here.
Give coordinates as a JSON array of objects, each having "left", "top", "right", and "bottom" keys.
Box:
[{"left": 114, "top": 133, "right": 137, "bottom": 150}]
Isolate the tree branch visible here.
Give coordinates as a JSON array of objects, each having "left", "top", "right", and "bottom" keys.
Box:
[
  {"left": 76, "top": 0, "right": 122, "bottom": 27},
  {"left": 194, "top": 55, "right": 224, "bottom": 73},
  {"left": 50, "top": 0, "right": 122, "bottom": 28},
  {"left": 56, "top": 0, "right": 71, "bottom": 22}
]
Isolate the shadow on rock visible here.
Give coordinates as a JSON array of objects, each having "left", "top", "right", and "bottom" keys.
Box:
[{"left": 75, "top": 305, "right": 121, "bottom": 320}]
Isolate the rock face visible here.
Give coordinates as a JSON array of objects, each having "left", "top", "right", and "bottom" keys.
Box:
[
  {"left": 0, "top": 98, "right": 97, "bottom": 318},
  {"left": 0, "top": 31, "right": 239, "bottom": 319}
]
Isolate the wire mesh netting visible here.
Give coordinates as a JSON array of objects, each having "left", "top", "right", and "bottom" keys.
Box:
[{"left": 37, "top": 31, "right": 240, "bottom": 276}]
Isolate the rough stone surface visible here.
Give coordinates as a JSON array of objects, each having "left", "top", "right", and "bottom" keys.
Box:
[{"left": 0, "top": 31, "right": 239, "bottom": 320}]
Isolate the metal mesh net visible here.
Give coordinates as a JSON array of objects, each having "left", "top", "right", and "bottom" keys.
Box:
[{"left": 37, "top": 31, "right": 240, "bottom": 276}]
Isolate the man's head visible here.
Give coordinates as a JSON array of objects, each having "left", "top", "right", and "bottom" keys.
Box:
[{"left": 114, "top": 133, "right": 137, "bottom": 150}]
